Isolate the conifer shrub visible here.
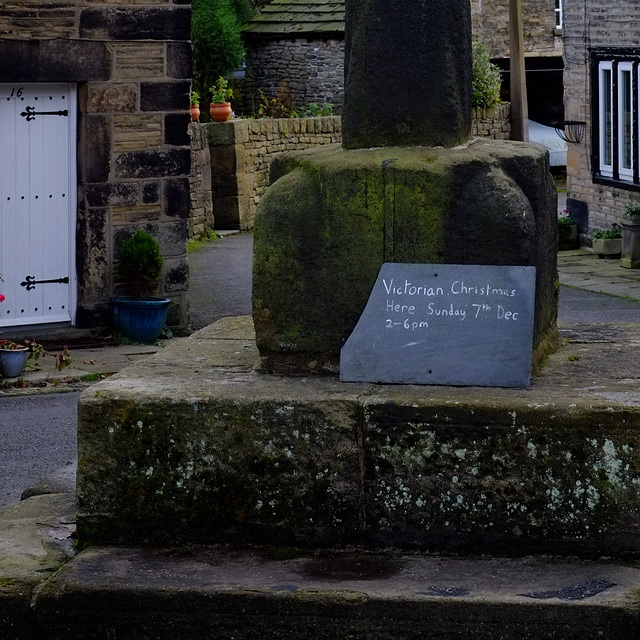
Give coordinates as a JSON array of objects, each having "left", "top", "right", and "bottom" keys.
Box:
[
  {"left": 191, "top": 0, "right": 254, "bottom": 102},
  {"left": 117, "top": 230, "right": 163, "bottom": 300}
]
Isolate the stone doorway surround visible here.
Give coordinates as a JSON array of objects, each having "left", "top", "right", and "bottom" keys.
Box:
[{"left": 0, "top": 2, "right": 192, "bottom": 332}]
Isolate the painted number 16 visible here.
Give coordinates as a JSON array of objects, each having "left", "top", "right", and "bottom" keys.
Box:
[{"left": 10, "top": 87, "right": 24, "bottom": 98}]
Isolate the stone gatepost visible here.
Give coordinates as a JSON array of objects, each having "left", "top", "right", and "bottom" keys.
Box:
[{"left": 253, "top": 0, "right": 559, "bottom": 375}]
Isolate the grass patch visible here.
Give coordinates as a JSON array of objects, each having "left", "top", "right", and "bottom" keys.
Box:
[
  {"left": 79, "top": 373, "right": 112, "bottom": 382},
  {"left": 188, "top": 229, "right": 219, "bottom": 253}
]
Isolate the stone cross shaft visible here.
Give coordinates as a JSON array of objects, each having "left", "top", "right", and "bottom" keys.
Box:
[{"left": 342, "top": 0, "right": 472, "bottom": 149}]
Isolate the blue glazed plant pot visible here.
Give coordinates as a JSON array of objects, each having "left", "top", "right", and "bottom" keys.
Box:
[
  {"left": 111, "top": 296, "right": 171, "bottom": 344},
  {"left": 0, "top": 347, "right": 29, "bottom": 378}
]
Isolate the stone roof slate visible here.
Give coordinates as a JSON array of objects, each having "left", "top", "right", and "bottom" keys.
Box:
[{"left": 242, "top": 0, "right": 345, "bottom": 36}]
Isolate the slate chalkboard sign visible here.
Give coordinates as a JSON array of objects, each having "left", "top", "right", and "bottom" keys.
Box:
[{"left": 340, "top": 263, "right": 536, "bottom": 387}]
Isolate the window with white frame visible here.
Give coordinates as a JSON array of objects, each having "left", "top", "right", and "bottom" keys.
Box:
[
  {"left": 555, "top": 0, "right": 562, "bottom": 29},
  {"left": 595, "top": 54, "right": 639, "bottom": 186}
]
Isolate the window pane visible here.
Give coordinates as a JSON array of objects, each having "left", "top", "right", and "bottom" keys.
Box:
[
  {"left": 602, "top": 67, "right": 612, "bottom": 167},
  {"left": 620, "top": 69, "right": 633, "bottom": 172}
]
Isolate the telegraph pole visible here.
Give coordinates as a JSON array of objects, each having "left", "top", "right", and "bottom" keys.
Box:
[{"left": 509, "top": 0, "right": 529, "bottom": 141}]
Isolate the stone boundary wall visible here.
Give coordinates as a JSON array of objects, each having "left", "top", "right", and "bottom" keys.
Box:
[
  {"left": 199, "top": 105, "right": 511, "bottom": 232},
  {"left": 471, "top": 103, "right": 511, "bottom": 140},
  {"left": 206, "top": 116, "right": 342, "bottom": 231}
]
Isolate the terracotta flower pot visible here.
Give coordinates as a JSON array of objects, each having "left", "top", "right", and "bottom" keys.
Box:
[
  {"left": 210, "top": 102, "right": 232, "bottom": 123},
  {"left": 190, "top": 104, "right": 201, "bottom": 121}
]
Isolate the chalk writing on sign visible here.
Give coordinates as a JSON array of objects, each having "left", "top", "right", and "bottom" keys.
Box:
[{"left": 340, "top": 263, "right": 536, "bottom": 388}]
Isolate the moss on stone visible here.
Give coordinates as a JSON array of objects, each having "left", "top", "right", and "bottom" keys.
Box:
[{"left": 253, "top": 140, "right": 558, "bottom": 374}]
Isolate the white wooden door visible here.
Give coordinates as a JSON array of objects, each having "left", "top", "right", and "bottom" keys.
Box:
[{"left": 0, "top": 83, "right": 76, "bottom": 328}]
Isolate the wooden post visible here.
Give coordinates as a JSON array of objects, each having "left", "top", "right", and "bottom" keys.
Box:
[{"left": 509, "top": 0, "right": 529, "bottom": 142}]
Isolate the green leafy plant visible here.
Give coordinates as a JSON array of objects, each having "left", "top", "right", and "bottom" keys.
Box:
[
  {"left": 0, "top": 338, "right": 71, "bottom": 372},
  {"left": 209, "top": 76, "right": 234, "bottom": 104},
  {"left": 471, "top": 42, "right": 502, "bottom": 109},
  {"left": 190, "top": 91, "right": 201, "bottom": 106},
  {"left": 558, "top": 215, "right": 576, "bottom": 227},
  {"left": 293, "top": 102, "right": 334, "bottom": 118},
  {"left": 624, "top": 203, "right": 640, "bottom": 219},
  {"left": 116, "top": 230, "right": 163, "bottom": 300},
  {"left": 255, "top": 81, "right": 296, "bottom": 118},
  {"left": 188, "top": 229, "right": 219, "bottom": 253},
  {"left": 592, "top": 224, "right": 622, "bottom": 239}
]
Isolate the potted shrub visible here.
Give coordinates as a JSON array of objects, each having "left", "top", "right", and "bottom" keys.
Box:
[
  {"left": 0, "top": 339, "right": 41, "bottom": 378},
  {"left": 0, "top": 337, "right": 71, "bottom": 379},
  {"left": 0, "top": 282, "right": 71, "bottom": 378},
  {"left": 591, "top": 225, "right": 622, "bottom": 258},
  {"left": 558, "top": 213, "right": 579, "bottom": 250},
  {"left": 621, "top": 203, "right": 640, "bottom": 269},
  {"left": 209, "top": 76, "right": 233, "bottom": 123},
  {"left": 190, "top": 91, "right": 201, "bottom": 122},
  {"left": 111, "top": 229, "right": 170, "bottom": 344}
]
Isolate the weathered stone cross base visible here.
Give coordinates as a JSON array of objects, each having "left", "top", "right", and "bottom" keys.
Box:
[
  {"left": 77, "top": 317, "right": 640, "bottom": 558},
  {"left": 252, "top": 139, "right": 560, "bottom": 376}
]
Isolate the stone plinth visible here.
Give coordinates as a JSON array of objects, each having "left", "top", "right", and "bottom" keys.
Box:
[
  {"left": 77, "top": 317, "right": 640, "bottom": 557},
  {"left": 252, "top": 139, "right": 559, "bottom": 375}
]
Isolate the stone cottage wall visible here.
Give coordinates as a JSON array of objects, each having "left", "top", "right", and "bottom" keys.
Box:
[
  {"left": 470, "top": 0, "right": 562, "bottom": 58},
  {"left": 0, "top": 0, "right": 192, "bottom": 331},
  {"left": 200, "top": 106, "right": 510, "bottom": 232},
  {"left": 563, "top": 0, "right": 640, "bottom": 231},
  {"left": 242, "top": 37, "right": 345, "bottom": 114}
]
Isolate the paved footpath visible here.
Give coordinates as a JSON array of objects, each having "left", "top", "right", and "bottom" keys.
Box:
[{"left": 558, "top": 247, "right": 640, "bottom": 300}]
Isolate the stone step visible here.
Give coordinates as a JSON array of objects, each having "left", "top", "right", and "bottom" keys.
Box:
[{"left": 31, "top": 547, "right": 640, "bottom": 639}]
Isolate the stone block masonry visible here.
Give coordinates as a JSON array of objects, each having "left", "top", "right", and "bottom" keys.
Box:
[
  {"left": 200, "top": 106, "right": 510, "bottom": 231},
  {"left": 0, "top": 0, "right": 192, "bottom": 333},
  {"left": 471, "top": 104, "right": 511, "bottom": 140},
  {"left": 206, "top": 116, "right": 342, "bottom": 231},
  {"left": 77, "top": 317, "right": 640, "bottom": 558},
  {"left": 243, "top": 37, "right": 345, "bottom": 114},
  {"left": 189, "top": 123, "right": 213, "bottom": 239},
  {"left": 471, "top": 0, "right": 562, "bottom": 59}
]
